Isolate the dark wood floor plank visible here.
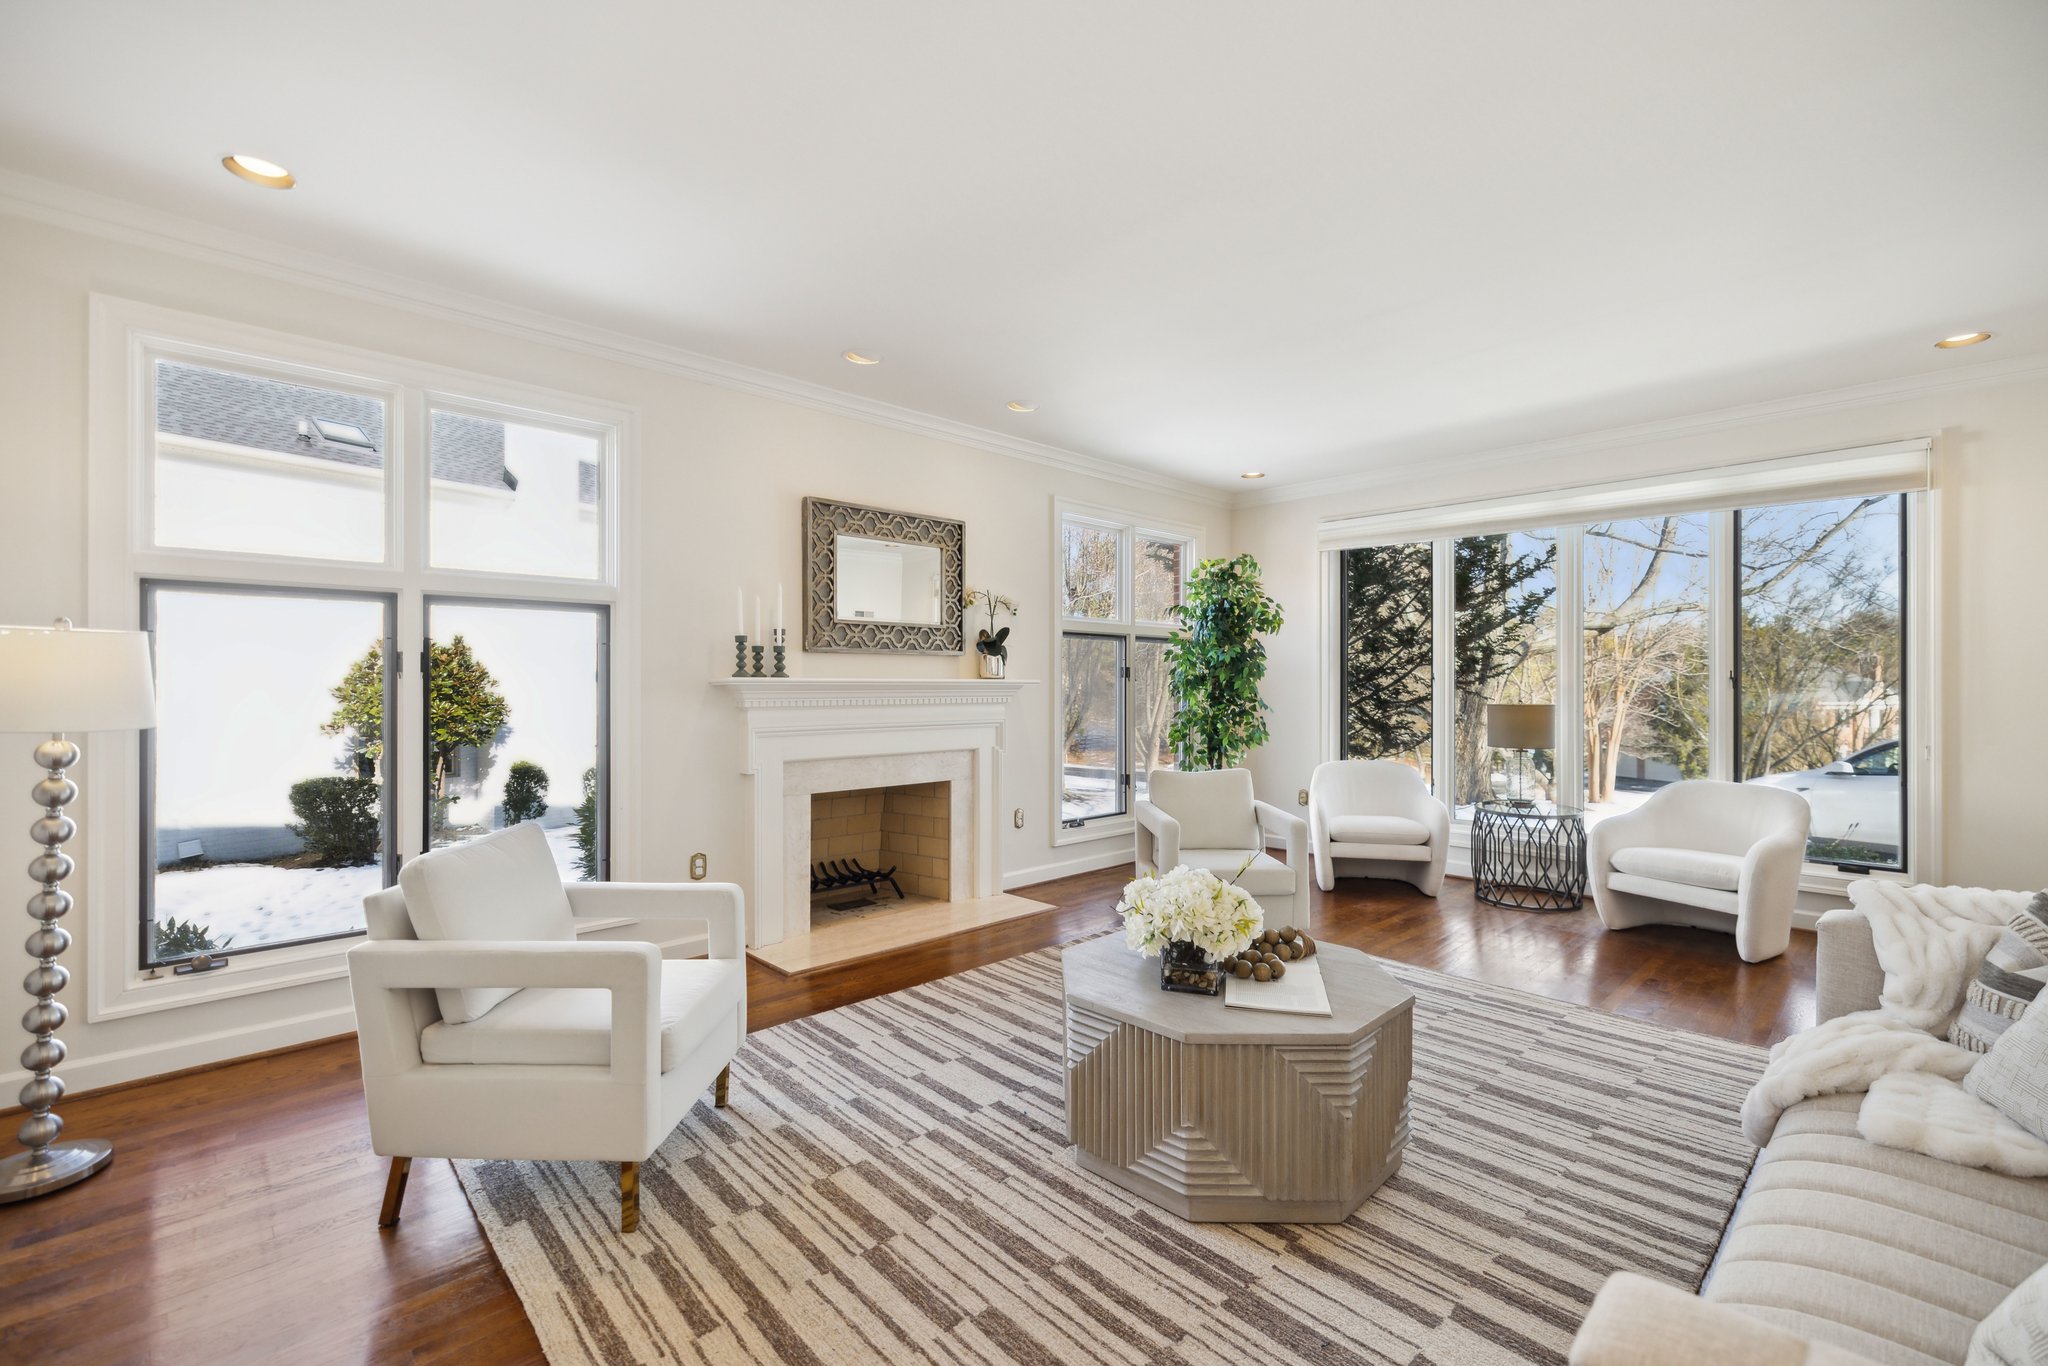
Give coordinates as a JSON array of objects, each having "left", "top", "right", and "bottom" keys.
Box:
[{"left": 1, "top": 869, "right": 1810, "bottom": 1365}]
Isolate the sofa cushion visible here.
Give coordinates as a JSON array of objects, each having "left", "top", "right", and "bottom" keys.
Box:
[
  {"left": 1966, "top": 991, "right": 2048, "bottom": 1144},
  {"left": 1147, "top": 768, "right": 1259, "bottom": 851},
  {"left": 1951, "top": 892, "right": 2048, "bottom": 1054},
  {"left": 419, "top": 958, "right": 742, "bottom": 1072},
  {"left": 397, "top": 822, "right": 577, "bottom": 1024},
  {"left": 1707, "top": 1094, "right": 2048, "bottom": 1366},
  {"left": 1969, "top": 1260, "right": 2048, "bottom": 1366},
  {"left": 1605, "top": 871, "right": 1739, "bottom": 915},
  {"left": 1176, "top": 848, "right": 1296, "bottom": 898},
  {"left": 1326, "top": 814, "right": 1432, "bottom": 846},
  {"left": 1611, "top": 844, "right": 1745, "bottom": 891}
]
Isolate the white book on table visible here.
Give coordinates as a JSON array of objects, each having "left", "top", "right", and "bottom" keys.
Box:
[{"left": 1222, "top": 956, "right": 1333, "bottom": 1016}]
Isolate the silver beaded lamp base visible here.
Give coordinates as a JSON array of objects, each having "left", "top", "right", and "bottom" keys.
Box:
[{"left": 0, "top": 1137, "right": 111, "bottom": 1202}]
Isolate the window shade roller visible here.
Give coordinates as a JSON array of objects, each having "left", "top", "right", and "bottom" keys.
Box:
[{"left": 1316, "top": 437, "right": 1931, "bottom": 550}]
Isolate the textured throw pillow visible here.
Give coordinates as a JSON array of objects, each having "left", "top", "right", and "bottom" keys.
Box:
[
  {"left": 1966, "top": 989, "right": 2048, "bottom": 1145},
  {"left": 1968, "top": 1260, "right": 2048, "bottom": 1366},
  {"left": 1952, "top": 893, "right": 2048, "bottom": 1053}
]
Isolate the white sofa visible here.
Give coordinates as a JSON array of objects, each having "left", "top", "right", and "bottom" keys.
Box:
[
  {"left": 346, "top": 822, "right": 747, "bottom": 1232},
  {"left": 1307, "top": 759, "right": 1449, "bottom": 896},
  {"left": 1587, "top": 779, "right": 1811, "bottom": 963},
  {"left": 1136, "top": 767, "right": 1309, "bottom": 926}
]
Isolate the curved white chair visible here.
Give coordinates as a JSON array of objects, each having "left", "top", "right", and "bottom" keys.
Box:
[
  {"left": 1135, "top": 767, "right": 1308, "bottom": 926},
  {"left": 346, "top": 822, "right": 746, "bottom": 1233},
  {"left": 1587, "top": 779, "right": 1811, "bottom": 963},
  {"left": 1308, "top": 760, "right": 1450, "bottom": 896}
]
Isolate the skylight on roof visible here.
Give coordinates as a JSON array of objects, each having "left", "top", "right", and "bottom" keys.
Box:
[{"left": 311, "top": 418, "right": 376, "bottom": 450}]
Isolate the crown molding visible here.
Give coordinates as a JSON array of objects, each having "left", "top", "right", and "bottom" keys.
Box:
[
  {"left": 0, "top": 168, "right": 1231, "bottom": 508},
  {"left": 1238, "top": 347, "right": 2048, "bottom": 508}
]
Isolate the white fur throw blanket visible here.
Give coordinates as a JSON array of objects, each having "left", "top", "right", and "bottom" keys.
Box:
[{"left": 1741, "top": 882, "right": 2041, "bottom": 1174}]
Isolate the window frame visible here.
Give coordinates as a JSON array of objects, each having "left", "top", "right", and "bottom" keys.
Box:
[
  {"left": 1050, "top": 500, "right": 1196, "bottom": 846},
  {"left": 1324, "top": 468, "right": 1935, "bottom": 897},
  {"left": 84, "top": 296, "right": 640, "bottom": 1023}
]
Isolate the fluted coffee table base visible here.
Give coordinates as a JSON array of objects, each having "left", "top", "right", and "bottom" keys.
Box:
[{"left": 1062, "top": 937, "right": 1414, "bottom": 1224}]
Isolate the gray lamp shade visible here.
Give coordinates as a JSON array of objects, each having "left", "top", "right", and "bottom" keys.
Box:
[
  {"left": 1486, "top": 702, "right": 1554, "bottom": 750},
  {"left": 0, "top": 621, "right": 157, "bottom": 734}
]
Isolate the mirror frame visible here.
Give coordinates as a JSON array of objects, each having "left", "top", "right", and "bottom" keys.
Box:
[{"left": 802, "top": 496, "right": 965, "bottom": 654}]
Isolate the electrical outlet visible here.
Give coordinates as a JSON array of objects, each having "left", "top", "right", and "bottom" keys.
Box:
[
  {"left": 1013, "top": 807, "right": 1025, "bottom": 829},
  {"left": 1297, "top": 788, "right": 1309, "bottom": 806},
  {"left": 689, "top": 852, "right": 708, "bottom": 880}
]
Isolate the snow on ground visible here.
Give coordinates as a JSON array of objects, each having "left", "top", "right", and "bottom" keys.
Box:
[{"left": 155, "top": 822, "right": 589, "bottom": 950}]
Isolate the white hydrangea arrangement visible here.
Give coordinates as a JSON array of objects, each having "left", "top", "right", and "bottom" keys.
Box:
[{"left": 1118, "top": 862, "right": 1265, "bottom": 962}]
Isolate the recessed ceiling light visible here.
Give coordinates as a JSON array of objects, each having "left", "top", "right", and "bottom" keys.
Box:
[
  {"left": 1006, "top": 401, "right": 1038, "bottom": 413},
  {"left": 841, "top": 349, "right": 882, "bottom": 365},
  {"left": 221, "top": 154, "right": 295, "bottom": 189},
  {"left": 1241, "top": 471, "right": 1266, "bottom": 480},
  {"left": 1934, "top": 332, "right": 1992, "bottom": 349}
]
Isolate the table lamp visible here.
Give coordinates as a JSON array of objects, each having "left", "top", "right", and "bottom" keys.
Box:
[
  {"left": 0, "top": 619, "right": 156, "bottom": 1203},
  {"left": 1486, "top": 703, "right": 1554, "bottom": 807}
]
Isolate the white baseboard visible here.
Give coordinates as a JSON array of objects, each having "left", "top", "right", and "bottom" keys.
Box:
[
  {"left": 0, "top": 1002, "right": 359, "bottom": 1099},
  {"left": 1005, "top": 843, "right": 1132, "bottom": 891}
]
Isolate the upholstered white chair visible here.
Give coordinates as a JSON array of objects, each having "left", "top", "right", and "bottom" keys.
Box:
[
  {"left": 1587, "top": 779, "right": 1812, "bottom": 963},
  {"left": 1307, "top": 760, "right": 1450, "bottom": 896},
  {"left": 1135, "top": 767, "right": 1309, "bottom": 926},
  {"left": 346, "top": 822, "right": 746, "bottom": 1233}
]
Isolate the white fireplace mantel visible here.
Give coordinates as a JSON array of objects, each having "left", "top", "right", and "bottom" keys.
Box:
[{"left": 711, "top": 677, "right": 1035, "bottom": 946}]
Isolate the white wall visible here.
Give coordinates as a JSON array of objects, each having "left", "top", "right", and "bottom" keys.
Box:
[
  {"left": 1234, "top": 372, "right": 2048, "bottom": 894},
  {"left": 0, "top": 211, "right": 1228, "bottom": 1091}
]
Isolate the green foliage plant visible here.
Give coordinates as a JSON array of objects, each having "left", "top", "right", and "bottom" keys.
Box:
[{"left": 1165, "top": 554, "right": 1285, "bottom": 771}]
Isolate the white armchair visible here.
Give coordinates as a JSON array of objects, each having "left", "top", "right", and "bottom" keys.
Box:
[
  {"left": 347, "top": 822, "right": 746, "bottom": 1233},
  {"left": 1587, "top": 779, "right": 1811, "bottom": 963},
  {"left": 1308, "top": 760, "right": 1450, "bottom": 896},
  {"left": 1135, "top": 768, "right": 1309, "bottom": 926}
]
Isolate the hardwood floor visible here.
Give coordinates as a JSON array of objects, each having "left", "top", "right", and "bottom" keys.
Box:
[{"left": 2, "top": 869, "right": 1812, "bottom": 1366}]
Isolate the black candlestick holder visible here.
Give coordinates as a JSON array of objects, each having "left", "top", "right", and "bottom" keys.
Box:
[
  {"left": 732, "top": 634, "right": 748, "bottom": 678},
  {"left": 749, "top": 644, "right": 766, "bottom": 677},
  {"left": 772, "top": 628, "right": 788, "bottom": 678}
]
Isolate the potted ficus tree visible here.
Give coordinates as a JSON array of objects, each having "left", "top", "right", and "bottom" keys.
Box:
[
  {"left": 1165, "top": 554, "right": 1285, "bottom": 769},
  {"left": 964, "top": 587, "right": 1017, "bottom": 678}
]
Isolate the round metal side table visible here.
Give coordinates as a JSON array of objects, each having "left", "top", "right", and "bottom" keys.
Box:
[{"left": 1471, "top": 801, "right": 1587, "bottom": 911}]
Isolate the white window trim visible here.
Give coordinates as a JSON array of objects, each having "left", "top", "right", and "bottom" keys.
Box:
[
  {"left": 1049, "top": 498, "right": 1197, "bottom": 848},
  {"left": 1317, "top": 441, "right": 1941, "bottom": 898},
  {"left": 83, "top": 295, "right": 642, "bottom": 1022}
]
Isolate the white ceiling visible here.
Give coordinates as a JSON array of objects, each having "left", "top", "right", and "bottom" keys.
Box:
[{"left": 3, "top": 1, "right": 2045, "bottom": 493}]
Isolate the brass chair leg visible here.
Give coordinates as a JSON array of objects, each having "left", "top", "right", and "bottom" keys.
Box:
[
  {"left": 714, "top": 1063, "right": 731, "bottom": 1108},
  {"left": 378, "top": 1156, "right": 412, "bottom": 1228},
  {"left": 620, "top": 1160, "right": 639, "bottom": 1233}
]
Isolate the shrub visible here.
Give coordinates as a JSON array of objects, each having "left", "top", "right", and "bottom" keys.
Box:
[
  {"left": 574, "top": 766, "right": 599, "bottom": 880},
  {"left": 502, "top": 760, "right": 549, "bottom": 826},
  {"left": 287, "top": 776, "right": 382, "bottom": 865},
  {"left": 155, "top": 916, "right": 231, "bottom": 959}
]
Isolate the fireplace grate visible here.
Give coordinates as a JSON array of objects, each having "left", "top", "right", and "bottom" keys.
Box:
[{"left": 809, "top": 858, "right": 905, "bottom": 901}]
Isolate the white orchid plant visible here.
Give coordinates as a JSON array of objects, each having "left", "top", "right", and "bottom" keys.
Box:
[{"left": 1117, "top": 858, "right": 1265, "bottom": 962}]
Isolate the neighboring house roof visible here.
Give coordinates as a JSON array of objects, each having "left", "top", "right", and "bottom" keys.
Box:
[{"left": 155, "top": 361, "right": 508, "bottom": 490}]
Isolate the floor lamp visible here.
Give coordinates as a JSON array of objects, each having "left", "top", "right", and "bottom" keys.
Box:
[
  {"left": 0, "top": 619, "right": 156, "bottom": 1203},
  {"left": 1485, "top": 703, "right": 1555, "bottom": 807}
]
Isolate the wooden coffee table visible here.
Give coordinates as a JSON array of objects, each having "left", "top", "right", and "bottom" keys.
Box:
[{"left": 1061, "top": 935, "right": 1414, "bottom": 1223}]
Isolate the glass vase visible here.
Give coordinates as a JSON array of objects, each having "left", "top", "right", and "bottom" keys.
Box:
[{"left": 1159, "top": 939, "right": 1222, "bottom": 995}]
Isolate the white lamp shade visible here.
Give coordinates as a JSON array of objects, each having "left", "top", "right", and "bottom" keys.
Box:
[
  {"left": 1486, "top": 702, "right": 1554, "bottom": 750},
  {"left": 0, "top": 622, "right": 157, "bottom": 733}
]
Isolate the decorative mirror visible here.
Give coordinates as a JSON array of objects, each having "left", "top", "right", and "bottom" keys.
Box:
[{"left": 803, "top": 497, "right": 965, "bottom": 653}]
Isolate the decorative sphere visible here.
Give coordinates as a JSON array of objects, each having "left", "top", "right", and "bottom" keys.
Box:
[
  {"left": 28, "top": 887, "right": 73, "bottom": 920},
  {"left": 17, "top": 1074, "right": 63, "bottom": 1110},
  {"left": 23, "top": 963, "right": 68, "bottom": 997},
  {"left": 1253, "top": 963, "right": 1272, "bottom": 982},
  {"left": 1232, "top": 959, "right": 1252, "bottom": 979},
  {"left": 30, "top": 815, "right": 76, "bottom": 848},
  {"left": 31, "top": 775, "right": 77, "bottom": 808},
  {"left": 27, "top": 851, "right": 73, "bottom": 883},
  {"left": 15, "top": 1112, "right": 63, "bottom": 1149},
  {"left": 25, "top": 925, "right": 70, "bottom": 959},
  {"left": 32, "top": 739, "right": 78, "bottom": 771},
  {"left": 1271, "top": 961, "right": 1286, "bottom": 979},
  {"left": 22, "top": 999, "right": 65, "bottom": 1033},
  {"left": 20, "top": 1035, "right": 65, "bottom": 1072},
  {"left": 1278, "top": 926, "right": 1296, "bottom": 940}
]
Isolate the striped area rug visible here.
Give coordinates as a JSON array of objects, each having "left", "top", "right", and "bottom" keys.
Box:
[{"left": 455, "top": 942, "right": 1765, "bottom": 1365}]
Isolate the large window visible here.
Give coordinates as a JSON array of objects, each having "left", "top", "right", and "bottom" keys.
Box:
[
  {"left": 121, "top": 324, "right": 623, "bottom": 974},
  {"left": 1334, "top": 476, "right": 1921, "bottom": 875},
  {"left": 1056, "top": 508, "right": 1192, "bottom": 831}
]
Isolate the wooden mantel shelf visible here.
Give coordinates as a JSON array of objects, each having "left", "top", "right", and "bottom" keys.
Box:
[{"left": 709, "top": 676, "right": 1037, "bottom": 708}]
